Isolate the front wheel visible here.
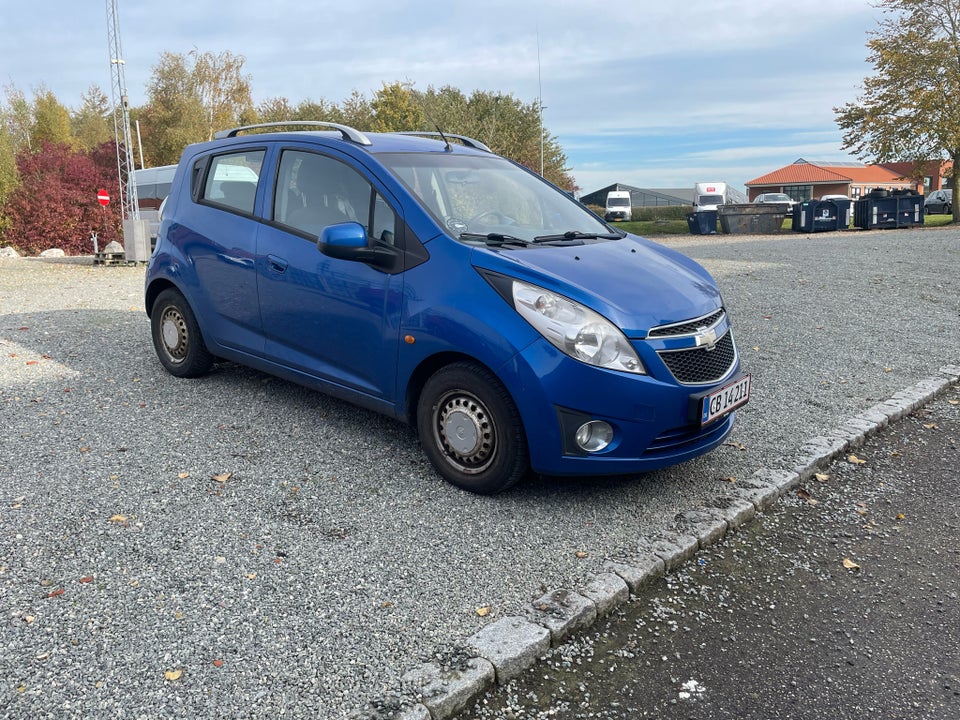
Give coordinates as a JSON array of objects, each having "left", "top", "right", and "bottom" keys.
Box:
[
  {"left": 417, "top": 362, "right": 529, "bottom": 494},
  {"left": 150, "top": 288, "right": 214, "bottom": 378}
]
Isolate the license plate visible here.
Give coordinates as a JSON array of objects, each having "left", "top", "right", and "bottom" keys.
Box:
[{"left": 700, "top": 373, "right": 751, "bottom": 425}]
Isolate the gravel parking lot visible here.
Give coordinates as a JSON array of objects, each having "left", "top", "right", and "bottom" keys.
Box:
[{"left": 1, "top": 227, "right": 958, "bottom": 718}]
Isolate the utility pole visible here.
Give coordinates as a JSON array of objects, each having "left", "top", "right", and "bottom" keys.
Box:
[
  {"left": 105, "top": 0, "right": 139, "bottom": 223},
  {"left": 537, "top": 29, "right": 544, "bottom": 177}
]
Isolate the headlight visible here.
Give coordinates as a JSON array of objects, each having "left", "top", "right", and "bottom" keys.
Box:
[{"left": 511, "top": 280, "right": 645, "bottom": 374}]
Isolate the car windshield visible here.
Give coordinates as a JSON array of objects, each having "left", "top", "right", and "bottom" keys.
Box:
[
  {"left": 379, "top": 153, "right": 615, "bottom": 244},
  {"left": 608, "top": 197, "right": 630, "bottom": 207}
]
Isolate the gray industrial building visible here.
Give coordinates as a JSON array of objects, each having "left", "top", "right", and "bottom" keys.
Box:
[{"left": 580, "top": 183, "right": 693, "bottom": 208}]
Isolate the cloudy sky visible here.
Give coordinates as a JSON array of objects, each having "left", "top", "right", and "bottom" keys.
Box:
[{"left": 2, "top": 0, "right": 882, "bottom": 194}]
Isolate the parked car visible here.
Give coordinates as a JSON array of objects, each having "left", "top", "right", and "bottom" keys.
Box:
[
  {"left": 145, "top": 122, "right": 749, "bottom": 494},
  {"left": 753, "top": 193, "right": 797, "bottom": 212},
  {"left": 819, "top": 194, "right": 850, "bottom": 202},
  {"left": 924, "top": 189, "right": 952, "bottom": 214}
]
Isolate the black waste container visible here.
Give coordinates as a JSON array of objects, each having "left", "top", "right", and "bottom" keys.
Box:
[
  {"left": 717, "top": 204, "right": 785, "bottom": 234},
  {"left": 894, "top": 192, "right": 924, "bottom": 227},
  {"left": 834, "top": 198, "right": 853, "bottom": 230},
  {"left": 687, "top": 210, "right": 718, "bottom": 235},
  {"left": 854, "top": 193, "right": 899, "bottom": 230},
  {"left": 792, "top": 199, "right": 852, "bottom": 232}
]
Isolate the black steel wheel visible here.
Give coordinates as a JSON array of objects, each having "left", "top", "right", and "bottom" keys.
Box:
[
  {"left": 417, "top": 362, "right": 528, "bottom": 494},
  {"left": 150, "top": 288, "right": 214, "bottom": 378}
]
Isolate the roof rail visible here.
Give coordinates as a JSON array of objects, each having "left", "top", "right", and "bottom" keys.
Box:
[
  {"left": 395, "top": 131, "right": 492, "bottom": 153},
  {"left": 214, "top": 121, "right": 372, "bottom": 146}
]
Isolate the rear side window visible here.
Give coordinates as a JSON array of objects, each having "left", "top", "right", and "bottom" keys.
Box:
[{"left": 202, "top": 151, "right": 265, "bottom": 215}]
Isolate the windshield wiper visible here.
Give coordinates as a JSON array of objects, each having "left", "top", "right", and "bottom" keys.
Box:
[
  {"left": 460, "top": 232, "right": 531, "bottom": 247},
  {"left": 532, "top": 230, "right": 624, "bottom": 243}
]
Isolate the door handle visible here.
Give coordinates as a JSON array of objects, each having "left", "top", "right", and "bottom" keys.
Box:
[{"left": 267, "top": 254, "right": 288, "bottom": 273}]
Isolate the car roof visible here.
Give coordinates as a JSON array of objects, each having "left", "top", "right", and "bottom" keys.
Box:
[{"left": 198, "top": 121, "right": 494, "bottom": 157}]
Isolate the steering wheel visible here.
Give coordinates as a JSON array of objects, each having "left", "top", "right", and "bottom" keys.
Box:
[{"left": 468, "top": 209, "right": 514, "bottom": 227}]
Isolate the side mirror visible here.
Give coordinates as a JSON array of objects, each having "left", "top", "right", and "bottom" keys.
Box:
[
  {"left": 319, "top": 221, "right": 367, "bottom": 253},
  {"left": 317, "top": 221, "right": 397, "bottom": 270}
]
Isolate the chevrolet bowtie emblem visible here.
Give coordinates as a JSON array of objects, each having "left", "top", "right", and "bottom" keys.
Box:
[{"left": 695, "top": 326, "right": 718, "bottom": 351}]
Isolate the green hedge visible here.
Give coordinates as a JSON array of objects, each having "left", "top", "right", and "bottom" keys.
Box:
[
  {"left": 630, "top": 205, "right": 693, "bottom": 221},
  {"left": 586, "top": 204, "right": 693, "bottom": 221}
]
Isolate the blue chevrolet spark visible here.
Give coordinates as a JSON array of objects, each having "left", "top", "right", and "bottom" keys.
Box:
[{"left": 145, "top": 122, "right": 749, "bottom": 494}]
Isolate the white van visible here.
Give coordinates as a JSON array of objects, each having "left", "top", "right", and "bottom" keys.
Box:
[
  {"left": 604, "top": 190, "right": 632, "bottom": 221},
  {"left": 133, "top": 165, "right": 178, "bottom": 241},
  {"left": 693, "top": 182, "right": 727, "bottom": 212}
]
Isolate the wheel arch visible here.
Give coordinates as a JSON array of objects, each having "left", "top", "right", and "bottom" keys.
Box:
[
  {"left": 145, "top": 277, "right": 181, "bottom": 319},
  {"left": 146, "top": 279, "right": 217, "bottom": 366},
  {"left": 404, "top": 351, "right": 488, "bottom": 427}
]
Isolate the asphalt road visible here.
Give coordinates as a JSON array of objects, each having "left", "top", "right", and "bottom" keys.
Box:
[
  {"left": 0, "top": 226, "right": 958, "bottom": 719},
  {"left": 463, "top": 384, "right": 960, "bottom": 720}
]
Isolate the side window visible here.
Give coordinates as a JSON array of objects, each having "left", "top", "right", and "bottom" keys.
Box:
[
  {"left": 275, "top": 150, "right": 396, "bottom": 244},
  {"left": 202, "top": 151, "right": 264, "bottom": 215}
]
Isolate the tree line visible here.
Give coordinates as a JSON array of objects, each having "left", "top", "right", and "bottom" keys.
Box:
[{"left": 0, "top": 50, "right": 575, "bottom": 255}]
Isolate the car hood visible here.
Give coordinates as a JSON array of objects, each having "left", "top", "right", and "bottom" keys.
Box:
[{"left": 472, "top": 236, "right": 723, "bottom": 338}]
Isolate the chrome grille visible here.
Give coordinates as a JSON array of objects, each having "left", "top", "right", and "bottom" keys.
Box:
[
  {"left": 657, "top": 331, "right": 736, "bottom": 384},
  {"left": 648, "top": 308, "right": 725, "bottom": 338}
]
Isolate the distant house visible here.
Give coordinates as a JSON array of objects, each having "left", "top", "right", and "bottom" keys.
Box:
[
  {"left": 745, "top": 159, "right": 916, "bottom": 202},
  {"left": 580, "top": 183, "right": 692, "bottom": 208},
  {"left": 877, "top": 160, "right": 952, "bottom": 193}
]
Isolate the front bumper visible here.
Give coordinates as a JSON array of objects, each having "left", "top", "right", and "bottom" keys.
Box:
[{"left": 503, "top": 338, "right": 741, "bottom": 476}]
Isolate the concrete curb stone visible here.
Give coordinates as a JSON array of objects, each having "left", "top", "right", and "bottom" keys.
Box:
[
  {"left": 398, "top": 707, "right": 431, "bottom": 720},
  {"left": 704, "top": 495, "right": 757, "bottom": 529},
  {"left": 580, "top": 572, "right": 630, "bottom": 618},
  {"left": 401, "top": 657, "right": 495, "bottom": 720},
  {"left": 837, "top": 415, "right": 884, "bottom": 444},
  {"left": 527, "top": 589, "right": 598, "bottom": 647},
  {"left": 602, "top": 556, "right": 666, "bottom": 594},
  {"left": 755, "top": 466, "right": 800, "bottom": 496},
  {"left": 671, "top": 509, "right": 729, "bottom": 548},
  {"left": 635, "top": 531, "right": 699, "bottom": 572},
  {"left": 465, "top": 617, "right": 551, "bottom": 684}
]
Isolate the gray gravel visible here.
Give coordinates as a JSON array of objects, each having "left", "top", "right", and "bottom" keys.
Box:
[{"left": 0, "top": 227, "right": 958, "bottom": 718}]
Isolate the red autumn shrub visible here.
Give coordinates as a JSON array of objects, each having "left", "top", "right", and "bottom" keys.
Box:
[{"left": 4, "top": 141, "right": 123, "bottom": 256}]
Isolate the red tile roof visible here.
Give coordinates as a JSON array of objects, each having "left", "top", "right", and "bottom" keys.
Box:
[{"left": 746, "top": 160, "right": 904, "bottom": 187}]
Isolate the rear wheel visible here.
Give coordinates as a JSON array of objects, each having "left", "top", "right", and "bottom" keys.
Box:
[
  {"left": 417, "top": 362, "right": 529, "bottom": 494},
  {"left": 150, "top": 288, "right": 214, "bottom": 378}
]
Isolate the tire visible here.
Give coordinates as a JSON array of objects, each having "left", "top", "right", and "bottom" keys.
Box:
[
  {"left": 150, "top": 288, "right": 214, "bottom": 378},
  {"left": 946, "top": 204, "right": 952, "bottom": 216},
  {"left": 417, "top": 362, "right": 529, "bottom": 494}
]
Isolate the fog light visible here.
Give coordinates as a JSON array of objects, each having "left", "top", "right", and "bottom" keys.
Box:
[{"left": 575, "top": 421, "right": 613, "bottom": 452}]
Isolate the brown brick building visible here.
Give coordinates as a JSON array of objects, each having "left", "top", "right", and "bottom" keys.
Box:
[{"left": 745, "top": 158, "right": 952, "bottom": 202}]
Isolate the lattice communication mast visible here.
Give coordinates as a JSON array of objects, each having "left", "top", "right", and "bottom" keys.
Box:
[{"left": 105, "top": 0, "right": 139, "bottom": 221}]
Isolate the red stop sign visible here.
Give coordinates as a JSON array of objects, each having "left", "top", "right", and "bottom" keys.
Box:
[{"left": 97, "top": 189, "right": 110, "bottom": 206}]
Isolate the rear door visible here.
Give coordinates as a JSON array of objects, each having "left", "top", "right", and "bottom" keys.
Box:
[{"left": 183, "top": 147, "right": 266, "bottom": 354}]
